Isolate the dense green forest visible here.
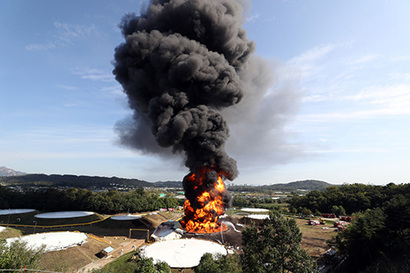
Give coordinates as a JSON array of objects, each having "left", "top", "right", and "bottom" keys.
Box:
[
  {"left": 288, "top": 183, "right": 410, "bottom": 272},
  {"left": 232, "top": 194, "right": 284, "bottom": 211},
  {"left": 288, "top": 183, "right": 410, "bottom": 215},
  {"left": 334, "top": 193, "right": 410, "bottom": 272},
  {"left": 0, "top": 186, "right": 179, "bottom": 214},
  {"left": 0, "top": 174, "right": 182, "bottom": 189}
]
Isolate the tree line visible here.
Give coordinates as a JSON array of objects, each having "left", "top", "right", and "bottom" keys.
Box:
[
  {"left": 0, "top": 174, "right": 152, "bottom": 188},
  {"left": 288, "top": 182, "right": 410, "bottom": 215},
  {"left": 288, "top": 183, "right": 410, "bottom": 271},
  {"left": 232, "top": 194, "right": 282, "bottom": 210},
  {"left": 333, "top": 192, "right": 410, "bottom": 272},
  {"left": 0, "top": 174, "right": 183, "bottom": 189},
  {"left": 0, "top": 186, "right": 180, "bottom": 214}
]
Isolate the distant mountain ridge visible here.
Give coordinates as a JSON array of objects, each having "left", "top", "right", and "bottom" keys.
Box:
[
  {"left": 229, "top": 180, "right": 333, "bottom": 192},
  {"left": 0, "top": 173, "right": 178, "bottom": 189},
  {"left": 0, "top": 168, "right": 330, "bottom": 192},
  {"left": 263, "top": 180, "right": 333, "bottom": 191},
  {"left": 0, "top": 166, "right": 26, "bottom": 177},
  {"left": 0, "top": 167, "right": 182, "bottom": 188}
]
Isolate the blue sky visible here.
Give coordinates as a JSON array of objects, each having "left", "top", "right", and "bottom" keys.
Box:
[{"left": 1, "top": 0, "right": 410, "bottom": 185}]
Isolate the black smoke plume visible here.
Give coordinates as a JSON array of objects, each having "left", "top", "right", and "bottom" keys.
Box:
[{"left": 113, "top": 0, "right": 254, "bottom": 209}]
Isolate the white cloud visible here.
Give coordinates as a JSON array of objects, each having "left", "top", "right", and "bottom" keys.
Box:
[
  {"left": 25, "top": 22, "right": 96, "bottom": 51},
  {"left": 285, "top": 44, "right": 338, "bottom": 82},
  {"left": 286, "top": 42, "right": 410, "bottom": 110},
  {"left": 350, "top": 53, "right": 380, "bottom": 65},
  {"left": 25, "top": 43, "right": 57, "bottom": 51},
  {"left": 294, "top": 81, "right": 410, "bottom": 125},
  {"left": 311, "top": 147, "right": 389, "bottom": 154},
  {"left": 288, "top": 44, "right": 335, "bottom": 65},
  {"left": 389, "top": 72, "right": 410, "bottom": 81},
  {"left": 349, "top": 84, "right": 410, "bottom": 109},
  {"left": 246, "top": 13, "right": 260, "bottom": 22},
  {"left": 55, "top": 84, "right": 77, "bottom": 90},
  {"left": 298, "top": 101, "right": 410, "bottom": 123},
  {"left": 2, "top": 150, "right": 137, "bottom": 160},
  {"left": 101, "top": 85, "right": 123, "bottom": 96},
  {"left": 53, "top": 22, "right": 96, "bottom": 45},
  {"left": 63, "top": 101, "right": 88, "bottom": 108},
  {"left": 72, "top": 68, "right": 115, "bottom": 82}
]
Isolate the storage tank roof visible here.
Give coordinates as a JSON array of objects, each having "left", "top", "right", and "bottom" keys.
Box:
[{"left": 140, "top": 238, "right": 227, "bottom": 268}]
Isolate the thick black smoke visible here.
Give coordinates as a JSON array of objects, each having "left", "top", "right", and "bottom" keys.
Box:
[{"left": 113, "top": 0, "right": 254, "bottom": 182}]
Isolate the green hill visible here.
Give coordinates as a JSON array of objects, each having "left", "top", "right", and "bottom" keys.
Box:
[
  {"left": 0, "top": 174, "right": 152, "bottom": 188},
  {"left": 263, "top": 180, "right": 333, "bottom": 191},
  {"left": 1, "top": 173, "right": 329, "bottom": 192},
  {"left": 229, "top": 180, "right": 333, "bottom": 192}
]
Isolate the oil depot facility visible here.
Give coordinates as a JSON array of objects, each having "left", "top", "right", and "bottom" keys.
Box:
[
  {"left": 136, "top": 208, "right": 267, "bottom": 268},
  {"left": 0, "top": 207, "right": 267, "bottom": 270}
]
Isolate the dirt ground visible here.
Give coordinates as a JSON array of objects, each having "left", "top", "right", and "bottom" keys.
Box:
[
  {"left": 37, "top": 236, "right": 108, "bottom": 272},
  {"left": 295, "top": 218, "right": 338, "bottom": 258},
  {"left": 35, "top": 234, "right": 146, "bottom": 272},
  {"left": 233, "top": 215, "right": 337, "bottom": 259},
  {"left": 76, "top": 237, "right": 145, "bottom": 273}
]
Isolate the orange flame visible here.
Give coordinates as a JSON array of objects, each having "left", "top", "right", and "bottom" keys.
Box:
[{"left": 180, "top": 167, "right": 228, "bottom": 233}]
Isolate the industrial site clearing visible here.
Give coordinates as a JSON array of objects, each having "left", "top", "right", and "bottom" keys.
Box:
[{"left": 0, "top": 207, "right": 338, "bottom": 272}]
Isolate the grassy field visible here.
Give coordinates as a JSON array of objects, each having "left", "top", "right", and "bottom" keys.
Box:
[
  {"left": 0, "top": 226, "right": 23, "bottom": 239},
  {"left": 294, "top": 217, "right": 337, "bottom": 258},
  {"left": 37, "top": 236, "right": 110, "bottom": 272}
]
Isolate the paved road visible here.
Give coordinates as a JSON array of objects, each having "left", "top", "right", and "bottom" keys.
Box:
[{"left": 77, "top": 239, "right": 145, "bottom": 272}]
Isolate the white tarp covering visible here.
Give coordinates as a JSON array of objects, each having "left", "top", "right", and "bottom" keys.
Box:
[
  {"left": 35, "top": 211, "right": 94, "bottom": 219},
  {"left": 0, "top": 209, "right": 35, "bottom": 215},
  {"left": 6, "top": 231, "right": 87, "bottom": 252},
  {"left": 141, "top": 239, "right": 227, "bottom": 268}
]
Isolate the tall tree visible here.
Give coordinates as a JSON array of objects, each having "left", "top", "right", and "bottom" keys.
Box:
[
  {"left": 241, "top": 211, "right": 316, "bottom": 273},
  {"left": 336, "top": 208, "right": 386, "bottom": 271},
  {"left": 336, "top": 197, "right": 410, "bottom": 272},
  {"left": 0, "top": 239, "right": 44, "bottom": 270},
  {"left": 195, "top": 253, "right": 242, "bottom": 273}
]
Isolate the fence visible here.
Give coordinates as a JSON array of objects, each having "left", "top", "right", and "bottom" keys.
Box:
[
  {"left": 86, "top": 233, "right": 113, "bottom": 245},
  {"left": 2, "top": 217, "right": 107, "bottom": 230}
]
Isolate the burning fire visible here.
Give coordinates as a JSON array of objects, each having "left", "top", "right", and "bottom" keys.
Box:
[{"left": 180, "top": 167, "right": 229, "bottom": 233}]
